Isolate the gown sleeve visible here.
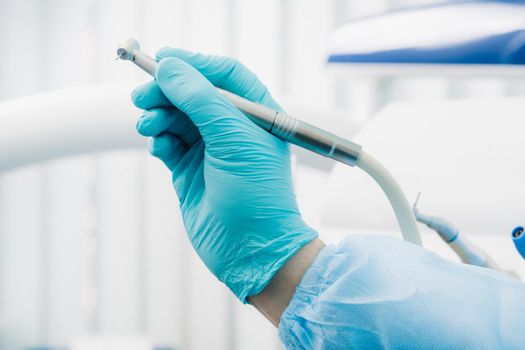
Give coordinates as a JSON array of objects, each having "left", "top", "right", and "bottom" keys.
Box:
[{"left": 278, "top": 235, "right": 525, "bottom": 350}]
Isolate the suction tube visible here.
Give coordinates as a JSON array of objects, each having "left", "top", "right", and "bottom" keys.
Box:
[{"left": 117, "top": 38, "right": 422, "bottom": 246}]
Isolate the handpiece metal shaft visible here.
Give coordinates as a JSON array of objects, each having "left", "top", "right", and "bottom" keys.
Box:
[{"left": 117, "top": 39, "right": 362, "bottom": 166}]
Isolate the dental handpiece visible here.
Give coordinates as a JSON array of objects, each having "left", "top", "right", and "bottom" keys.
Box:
[
  {"left": 117, "top": 38, "right": 422, "bottom": 246},
  {"left": 117, "top": 38, "right": 362, "bottom": 166}
]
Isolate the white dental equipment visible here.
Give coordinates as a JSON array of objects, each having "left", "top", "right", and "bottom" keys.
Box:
[{"left": 117, "top": 38, "right": 422, "bottom": 245}]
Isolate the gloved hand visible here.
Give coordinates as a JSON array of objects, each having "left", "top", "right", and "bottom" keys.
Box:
[{"left": 131, "top": 48, "right": 318, "bottom": 303}]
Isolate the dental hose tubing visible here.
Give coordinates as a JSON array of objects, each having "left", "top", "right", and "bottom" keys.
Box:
[{"left": 357, "top": 152, "right": 421, "bottom": 245}]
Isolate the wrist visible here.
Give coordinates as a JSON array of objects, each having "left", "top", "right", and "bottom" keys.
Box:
[
  {"left": 221, "top": 224, "right": 318, "bottom": 303},
  {"left": 248, "top": 238, "right": 325, "bottom": 327}
]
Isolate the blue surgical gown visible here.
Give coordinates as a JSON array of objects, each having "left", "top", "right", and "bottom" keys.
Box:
[{"left": 278, "top": 235, "right": 525, "bottom": 349}]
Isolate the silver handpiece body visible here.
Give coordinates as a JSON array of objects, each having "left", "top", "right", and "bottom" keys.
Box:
[{"left": 117, "top": 39, "right": 362, "bottom": 166}]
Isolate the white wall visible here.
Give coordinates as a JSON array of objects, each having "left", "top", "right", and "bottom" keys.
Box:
[{"left": 0, "top": 0, "right": 524, "bottom": 349}]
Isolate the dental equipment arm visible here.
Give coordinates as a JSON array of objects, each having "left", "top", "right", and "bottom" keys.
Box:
[{"left": 117, "top": 38, "right": 422, "bottom": 246}]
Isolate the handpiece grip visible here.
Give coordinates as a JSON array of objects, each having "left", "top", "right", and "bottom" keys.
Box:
[
  {"left": 274, "top": 114, "right": 361, "bottom": 166},
  {"left": 219, "top": 88, "right": 362, "bottom": 166}
]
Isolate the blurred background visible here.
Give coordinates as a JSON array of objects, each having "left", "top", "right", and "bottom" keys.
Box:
[{"left": 1, "top": 0, "right": 525, "bottom": 349}]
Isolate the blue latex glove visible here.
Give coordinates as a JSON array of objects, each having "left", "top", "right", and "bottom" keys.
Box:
[
  {"left": 279, "top": 235, "right": 525, "bottom": 349},
  {"left": 131, "top": 48, "right": 318, "bottom": 302}
]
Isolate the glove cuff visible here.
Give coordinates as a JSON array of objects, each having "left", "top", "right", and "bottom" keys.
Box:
[{"left": 223, "top": 224, "right": 319, "bottom": 303}]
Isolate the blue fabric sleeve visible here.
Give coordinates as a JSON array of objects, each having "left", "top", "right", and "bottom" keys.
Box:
[{"left": 278, "top": 235, "right": 525, "bottom": 349}]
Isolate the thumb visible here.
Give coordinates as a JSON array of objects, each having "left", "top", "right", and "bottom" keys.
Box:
[
  {"left": 155, "top": 57, "right": 255, "bottom": 147},
  {"left": 156, "top": 48, "right": 281, "bottom": 111}
]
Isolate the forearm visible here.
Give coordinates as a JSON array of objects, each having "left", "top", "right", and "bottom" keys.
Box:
[{"left": 248, "top": 238, "right": 325, "bottom": 327}]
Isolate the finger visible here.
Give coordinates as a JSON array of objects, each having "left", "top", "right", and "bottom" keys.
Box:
[
  {"left": 155, "top": 57, "right": 253, "bottom": 144},
  {"left": 131, "top": 80, "right": 171, "bottom": 109},
  {"left": 148, "top": 133, "right": 188, "bottom": 171},
  {"left": 156, "top": 47, "right": 280, "bottom": 110},
  {"left": 137, "top": 107, "right": 201, "bottom": 147}
]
